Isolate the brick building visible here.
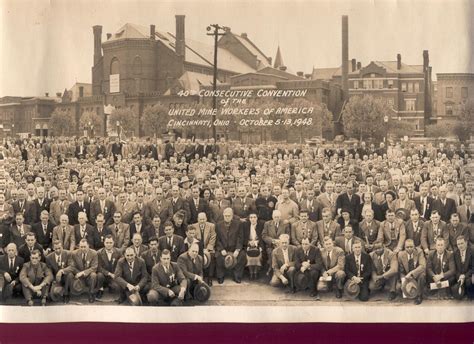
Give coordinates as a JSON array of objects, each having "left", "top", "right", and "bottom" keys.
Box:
[{"left": 435, "top": 73, "right": 474, "bottom": 121}]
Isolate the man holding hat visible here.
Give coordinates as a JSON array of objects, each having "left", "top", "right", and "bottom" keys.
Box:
[
  {"left": 178, "top": 243, "right": 210, "bottom": 303},
  {"left": 452, "top": 236, "right": 472, "bottom": 300},
  {"left": 45, "top": 240, "right": 72, "bottom": 303},
  {"left": 0, "top": 243, "right": 24, "bottom": 303},
  {"left": 19, "top": 249, "right": 53, "bottom": 306},
  {"left": 320, "top": 236, "right": 346, "bottom": 298},
  {"left": 96, "top": 235, "right": 121, "bottom": 299},
  {"left": 270, "top": 234, "right": 296, "bottom": 293},
  {"left": 295, "top": 237, "right": 323, "bottom": 298},
  {"left": 369, "top": 241, "right": 399, "bottom": 301},
  {"left": 345, "top": 239, "right": 372, "bottom": 301},
  {"left": 114, "top": 247, "right": 149, "bottom": 305},
  {"left": 190, "top": 212, "right": 216, "bottom": 285},
  {"left": 158, "top": 221, "right": 185, "bottom": 262},
  {"left": 398, "top": 239, "right": 426, "bottom": 305}
]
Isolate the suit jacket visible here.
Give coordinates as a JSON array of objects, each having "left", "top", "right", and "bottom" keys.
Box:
[
  {"left": 294, "top": 245, "right": 323, "bottom": 272},
  {"left": 262, "top": 220, "right": 290, "bottom": 248},
  {"left": 453, "top": 247, "right": 472, "bottom": 281},
  {"left": 447, "top": 224, "right": 469, "bottom": 251},
  {"left": 114, "top": 257, "right": 149, "bottom": 288},
  {"left": 45, "top": 250, "right": 71, "bottom": 275},
  {"left": 151, "top": 262, "right": 187, "bottom": 296},
  {"left": 457, "top": 204, "right": 473, "bottom": 224},
  {"left": 158, "top": 235, "right": 185, "bottom": 262},
  {"left": 369, "top": 248, "right": 398, "bottom": 278},
  {"left": 67, "top": 201, "right": 90, "bottom": 225},
  {"left": 108, "top": 222, "right": 130, "bottom": 252},
  {"left": 191, "top": 222, "right": 217, "bottom": 252},
  {"left": 209, "top": 199, "right": 232, "bottom": 224},
  {"left": 290, "top": 191, "right": 307, "bottom": 205},
  {"left": 0, "top": 255, "right": 24, "bottom": 282},
  {"left": 65, "top": 249, "right": 98, "bottom": 276},
  {"left": 291, "top": 220, "right": 317, "bottom": 246},
  {"left": 398, "top": 248, "right": 426, "bottom": 278},
  {"left": 52, "top": 225, "right": 75, "bottom": 251},
  {"left": 73, "top": 224, "right": 95, "bottom": 249},
  {"left": 335, "top": 193, "right": 361, "bottom": 220},
  {"left": 140, "top": 249, "right": 161, "bottom": 274},
  {"left": 143, "top": 199, "right": 173, "bottom": 225},
  {"left": 129, "top": 222, "right": 153, "bottom": 244},
  {"left": 298, "top": 198, "right": 322, "bottom": 222},
  {"left": 231, "top": 196, "right": 256, "bottom": 219},
  {"left": 129, "top": 244, "right": 148, "bottom": 258},
  {"left": 392, "top": 199, "right": 416, "bottom": 213},
  {"left": 18, "top": 242, "right": 44, "bottom": 262},
  {"left": 345, "top": 252, "right": 372, "bottom": 281},
  {"left": 90, "top": 226, "right": 113, "bottom": 250},
  {"left": 31, "top": 221, "right": 55, "bottom": 251},
  {"left": 316, "top": 193, "right": 337, "bottom": 216},
  {"left": 421, "top": 221, "right": 449, "bottom": 251},
  {"left": 254, "top": 196, "right": 278, "bottom": 222},
  {"left": 432, "top": 198, "right": 457, "bottom": 222},
  {"left": 241, "top": 220, "right": 264, "bottom": 249},
  {"left": 115, "top": 201, "right": 139, "bottom": 224},
  {"left": 19, "top": 261, "right": 53, "bottom": 287},
  {"left": 89, "top": 199, "right": 116, "bottom": 226},
  {"left": 187, "top": 197, "right": 210, "bottom": 224},
  {"left": 177, "top": 252, "right": 204, "bottom": 280},
  {"left": 315, "top": 220, "right": 342, "bottom": 246},
  {"left": 320, "top": 246, "right": 345, "bottom": 274},
  {"left": 359, "top": 219, "right": 381, "bottom": 246},
  {"left": 12, "top": 200, "right": 36, "bottom": 225},
  {"left": 405, "top": 220, "right": 424, "bottom": 248},
  {"left": 426, "top": 250, "right": 456, "bottom": 281},
  {"left": 0, "top": 203, "right": 14, "bottom": 226},
  {"left": 169, "top": 197, "right": 191, "bottom": 224},
  {"left": 97, "top": 247, "right": 121, "bottom": 276},
  {"left": 335, "top": 235, "right": 365, "bottom": 254},
  {"left": 215, "top": 219, "right": 243, "bottom": 252},
  {"left": 49, "top": 199, "right": 71, "bottom": 225},
  {"left": 32, "top": 198, "right": 51, "bottom": 223},
  {"left": 272, "top": 245, "right": 297, "bottom": 278},
  {"left": 377, "top": 219, "right": 406, "bottom": 251},
  {"left": 9, "top": 224, "right": 32, "bottom": 248}
]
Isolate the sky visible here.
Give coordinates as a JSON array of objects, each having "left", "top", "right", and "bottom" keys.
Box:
[{"left": 0, "top": 0, "right": 473, "bottom": 97}]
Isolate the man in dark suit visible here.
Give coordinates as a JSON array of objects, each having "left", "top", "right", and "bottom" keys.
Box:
[
  {"left": 18, "top": 232, "right": 44, "bottom": 263},
  {"left": 368, "top": 242, "right": 398, "bottom": 301},
  {"left": 405, "top": 209, "right": 424, "bottom": 249},
  {"left": 110, "top": 136, "right": 123, "bottom": 161},
  {"left": 432, "top": 187, "right": 457, "bottom": 223},
  {"left": 299, "top": 189, "right": 322, "bottom": 223},
  {"left": 413, "top": 183, "right": 434, "bottom": 220},
  {"left": 10, "top": 212, "right": 32, "bottom": 249},
  {"left": 32, "top": 210, "right": 55, "bottom": 253},
  {"left": 164, "top": 139, "right": 175, "bottom": 161},
  {"left": 45, "top": 240, "right": 72, "bottom": 303},
  {"left": 215, "top": 208, "right": 246, "bottom": 284},
  {"left": 75, "top": 140, "right": 87, "bottom": 159},
  {"left": 129, "top": 212, "right": 153, "bottom": 245},
  {"left": 90, "top": 214, "right": 113, "bottom": 250},
  {"left": 345, "top": 239, "right": 372, "bottom": 301},
  {"left": 232, "top": 186, "right": 257, "bottom": 220},
  {"left": 421, "top": 210, "right": 449, "bottom": 255},
  {"left": 295, "top": 237, "right": 323, "bottom": 298},
  {"left": 141, "top": 237, "right": 161, "bottom": 275},
  {"left": 452, "top": 236, "right": 473, "bottom": 299},
  {"left": 148, "top": 249, "right": 187, "bottom": 305},
  {"left": 96, "top": 235, "right": 121, "bottom": 299},
  {"left": 262, "top": 210, "right": 290, "bottom": 265},
  {"left": 143, "top": 189, "right": 173, "bottom": 226},
  {"left": 31, "top": 187, "right": 51, "bottom": 223},
  {"left": 114, "top": 247, "right": 149, "bottom": 305},
  {"left": 255, "top": 186, "right": 278, "bottom": 222},
  {"left": 158, "top": 222, "right": 185, "bottom": 262},
  {"left": 187, "top": 186, "right": 210, "bottom": 224},
  {"left": 177, "top": 243, "right": 208, "bottom": 302},
  {"left": 12, "top": 189, "right": 36, "bottom": 225},
  {"left": 447, "top": 213, "right": 469, "bottom": 251},
  {"left": 169, "top": 185, "right": 191, "bottom": 224},
  {"left": 67, "top": 190, "right": 90, "bottom": 226},
  {"left": 398, "top": 239, "right": 426, "bottom": 305},
  {"left": 64, "top": 239, "right": 99, "bottom": 303},
  {"left": 336, "top": 181, "right": 361, "bottom": 222},
  {"left": 0, "top": 243, "right": 24, "bottom": 303},
  {"left": 73, "top": 212, "right": 95, "bottom": 249},
  {"left": 89, "top": 188, "right": 116, "bottom": 226},
  {"left": 426, "top": 237, "right": 456, "bottom": 298}
]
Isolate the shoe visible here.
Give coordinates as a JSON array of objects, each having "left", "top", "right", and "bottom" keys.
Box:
[
  {"left": 217, "top": 278, "right": 224, "bottom": 284},
  {"left": 335, "top": 289, "right": 342, "bottom": 299},
  {"left": 96, "top": 290, "right": 104, "bottom": 299},
  {"left": 234, "top": 277, "right": 241, "bottom": 284},
  {"left": 206, "top": 278, "right": 213, "bottom": 287},
  {"left": 41, "top": 298, "right": 47, "bottom": 306},
  {"left": 310, "top": 291, "right": 319, "bottom": 298},
  {"left": 414, "top": 297, "right": 422, "bottom": 305},
  {"left": 63, "top": 295, "right": 70, "bottom": 304},
  {"left": 388, "top": 292, "right": 397, "bottom": 301},
  {"left": 27, "top": 300, "right": 34, "bottom": 306},
  {"left": 116, "top": 298, "right": 126, "bottom": 304},
  {"left": 88, "top": 294, "right": 95, "bottom": 303}
]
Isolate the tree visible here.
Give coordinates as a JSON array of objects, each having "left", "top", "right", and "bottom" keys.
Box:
[
  {"left": 141, "top": 103, "right": 169, "bottom": 137},
  {"left": 290, "top": 98, "right": 333, "bottom": 142},
  {"left": 109, "top": 108, "right": 138, "bottom": 136},
  {"left": 79, "top": 110, "right": 103, "bottom": 136},
  {"left": 453, "top": 102, "right": 474, "bottom": 141},
  {"left": 426, "top": 122, "right": 456, "bottom": 139},
  {"left": 341, "top": 95, "right": 393, "bottom": 141},
  {"left": 49, "top": 109, "right": 76, "bottom": 136}
]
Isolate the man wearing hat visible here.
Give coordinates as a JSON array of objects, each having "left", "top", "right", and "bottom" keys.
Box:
[
  {"left": 65, "top": 239, "right": 99, "bottom": 303},
  {"left": 270, "top": 234, "right": 296, "bottom": 293},
  {"left": 452, "top": 236, "right": 472, "bottom": 300},
  {"left": 188, "top": 213, "right": 214, "bottom": 284},
  {"left": 320, "top": 236, "right": 346, "bottom": 298},
  {"left": 114, "top": 247, "right": 149, "bottom": 305},
  {"left": 369, "top": 242, "right": 399, "bottom": 300},
  {"left": 149, "top": 249, "right": 187, "bottom": 305},
  {"left": 295, "top": 237, "right": 323, "bottom": 298},
  {"left": 426, "top": 237, "right": 456, "bottom": 299},
  {"left": 345, "top": 239, "right": 372, "bottom": 301},
  {"left": 178, "top": 243, "right": 210, "bottom": 302},
  {"left": 19, "top": 249, "right": 53, "bottom": 306},
  {"left": 158, "top": 222, "right": 185, "bottom": 262},
  {"left": 377, "top": 209, "right": 406, "bottom": 254},
  {"left": 96, "top": 235, "right": 121, "bottom": 299},
  {"left": 0, "top": 243, "right": 24, "bottom": 303},
  {"left": 398, "top": 239, "right": 426, "bottom": 305},
  {"left": 45, "top": 240, "right": 72, "bottom": 303}
]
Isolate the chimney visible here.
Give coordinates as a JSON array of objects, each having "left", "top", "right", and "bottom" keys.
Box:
[
  {"left": 397, "top": 54, "right": 402, "bottom": 70},
  {"left": 93, "top": 25, "right": 103, "bottom": 65},
  {"left": 351, "top": 58, "right": 356, "bottom": 72},
  {"left": 341, "top": 15, "right": 349, "bottom": 100},
  {"left": 297, "top": 71, "right": 304, "bottom": 77},
  {"left": 423, "top": 50, "right": 429, "bottom": 69},
  {"left": 150, "top": 25, "right": 155, "bottom": 39},
  {"left": 175, "top": 15, "right": 186, "bottom": 58},
  {"left": 279, "top": 66, "right": 287, "bottom": 71},
  {"left": 79, "top": 86, "right": 84, "bottom": 98},
  {"left": 357, "top": 61, "right": 361, "bottom": 70},
  {"left": 45, "top": 93, "right": 49, "bottom": 97},
  {"left": 107, "top": 33, "right": 112, "bottom": 40},
  {"left": 241, "top": 33, "right": 247, "bottom": 39}
]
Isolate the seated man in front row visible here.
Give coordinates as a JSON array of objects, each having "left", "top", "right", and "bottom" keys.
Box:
[
  {"left": 369, "top": 241, "right": 399, "bottom": 301},
  {"left": 320, "top": 236, "right": 346, "bottom": 298},
  {"left": 452, "top": 236, "right": 473, "bottom": 300},
  {"left": 0, "top": 243, "right": 24, "bottom": 303},
  {"left": 45, "top": 240, "right": 72, "bottom": 304},
  {"left": 270, "top": 234, "right": 296, "bottom": 293},
  {"left": 398, "top": 238, "right": 426, "bottom": 305},
  {"left": 295, "top": 237, "right": 323, "bottom": 299},
  {"left": 426, "top": 237, "right": 456, "bottom": 299},
  {"left": 114, "top": 247, "right": 149, "bottom": 305},
  {"left": 345, "top": 239, "right": 372, "bottom": 301},
  {"left": 96, "top": 235, "right": 122, "bottom": 299},
  {"left": 177, "top": 243, "right": 210, "bottom": 302},
  {"left": 149, "top": 249, "right": 187, "bottom": 305},
  {"left": 19, "top": 249, "right": 53, "bottom": 306}
]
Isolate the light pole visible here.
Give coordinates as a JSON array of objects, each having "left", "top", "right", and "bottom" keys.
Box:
[
  {"left": 207, "top": 24, "right": 228, "bottom": 141},
  {"left": 116, "top": 120, "right": 121, "bottom": 140},
  {"left": 383, "top": 115, "right": 389, "bottom": 144}
]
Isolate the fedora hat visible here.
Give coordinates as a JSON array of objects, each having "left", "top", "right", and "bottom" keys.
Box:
[
  {"left": 203, "top": 251, "right": 211, "bottom": 269},
  {"left": 451, "top": 283, "right": 465, "bottom": 300},
  {"left": 128, "top": 292, "right": 143, "bottom": 306},
  {"left": 344, "top": 280, "right": 360, "bottom": 300},
  {"left": 401, "top": 278, "right": 419, "bottom": 299},
  {"left": 70, "top": 278, "right": 85, "bottom": 296},
  {"left": 49, "top": 282, "right": 64, "bottom": 302},
  {"left": 294, "top": 272, "right": 310, "bottom": 291},
  {"left": 179, "top": 176, "right": 190, "bottom": 185},
  {"left": 224, "top": 254, "right": 236, "bottom": 269},
  {"left": 193, "top": 282, "right": 211, "bottom": 302}
]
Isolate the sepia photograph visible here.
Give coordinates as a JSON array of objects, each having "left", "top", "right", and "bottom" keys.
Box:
[{"left": 0, "top": 0, "right": 473, "bottom": 324}]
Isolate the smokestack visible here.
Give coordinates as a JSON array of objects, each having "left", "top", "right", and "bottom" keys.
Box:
[
  {"left": 397, "top": 54, "right": 402, "bottom": 70},
  {"left": 423, "top": 50, "right": 429, "bottom": 69},
  {"left": 150, "top": 25, "right": 155, "bottom": 39},
  {"left": 175, "top": 15, "right": 186, "bottom": 58},
  {"left": 93, "top": 25, "right": 103, "bottom": 65},
  {"left": 45, "top": 93, "right": 49, "bottom": 97},
  {"left": 297, "top": 71, "right": 304, "bottom": 77},
  {"left": 79, "top": 86, "right": 84, "bottom": 98},
  {"left": 351, "top": 58, "right": 356, "bottom": 72},
  {"left": 423, "top": 50, "right": 431, "bottom": 123},
  {"left": 106, "top": 33, "right": 112, "bottom": 40},
  {"left": 342, "top": 15, "right": 349, "bottom": 100},
  {"left": 357, "top": 61, "right": 361, "bottom": 70}
]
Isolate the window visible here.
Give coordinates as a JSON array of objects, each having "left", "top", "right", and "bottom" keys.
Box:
[
  {"left": 388, "top": 80, "right": 393, "bottom": 89},
  {"left": 387, "top": 98, "right": 394, "bottom": 107},
  {"left": 446, "top": 87, "right": 453, "bottom": 98},
  {"left": 374, "top": 80, "right": 383, "bottom": 89},
  {"left": 133, "top": 56, "right": 142, "bottom": 75},
  {"left": 405, "top": 99, "right": 416, "bottom": 111},
  {"left": 363, "top": 79, "right": 370, "bottom": 89},
  {"left": 110, "top": 57, "right": 120, "bottom": 75},
  {"left": 408, "top": 82, "right": 413, "bottom": 93},
  {"left": 353, "top": 80, "right": 359, "bottom": 89},
  {"left": 401, "top": 82, "right": 407, "bottom": 92},
  {"left": 414, "top": 82, "right": 420, "bottom": 93},
  {"left": 445, "top": 103, "right": 453, "bottom": 115},
  {"left": 462, "top": 87, "right": 468, "bottom": 98}
]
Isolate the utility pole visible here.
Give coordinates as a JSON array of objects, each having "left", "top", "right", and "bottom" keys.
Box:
[{"left": 207, "top": 24, "right": 228, "bottom": 141}]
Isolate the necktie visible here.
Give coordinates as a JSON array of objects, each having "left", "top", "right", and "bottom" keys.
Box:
[
  {"left": 438, "top": 255, "right": 443, "bottom": 274},
  {"left": 19, "top": 226, "right": 24, "bottom": 236},
  {"left": 345, "top": 239, "right": 351, "bottom": 253},
  {"left": 467, "top": 208, "right": 471, "bottom": 222},
  {"left": 81, "top": 226, "right": 85, "bottom": 237},
  {"left": 326, "top": 251, "right": 331, "bottom": 269},
  {"left": 82, "top": 253, "right": 87, "bottom": 267},
  {"left": 57, "top": 255, "right": 61, "bottom": 266},
  {"left": 79, "top": 202, "right": 83, "bottom": 209},
  {"left": 408, "top": 254, "right": 414, "bottom": 271},
  {"left": 10, "top": 258, "right": 14, "bottom": 271},
  {"left": 129, "top": 262, "right": 133, "bottom": 274},
  {"left": 461, "top": 251, "right": 465, "bottom": 263},
  {"left": 356, "top": 257, "right": 361, "bottom": 276},
  {"left": 378, "top": 254, "right": 383, "bottom": 272},
  {"left": 167, "top": 237, "right": 172, "bottom": 247},
  {"left": 43, "top": 224, "right": 47, "bottom": 234}
]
